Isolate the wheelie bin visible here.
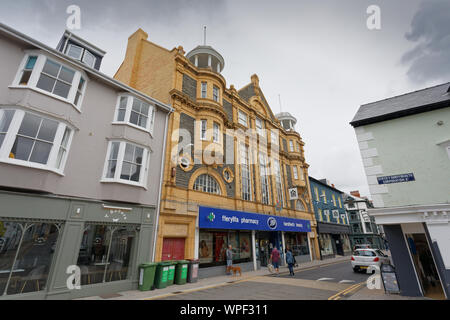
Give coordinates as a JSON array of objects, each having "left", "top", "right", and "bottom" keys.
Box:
[{"left": 138, "top": 263, "right": 157, "bottom": 291}]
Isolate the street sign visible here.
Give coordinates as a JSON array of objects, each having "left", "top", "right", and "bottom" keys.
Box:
[{"left": 377, "top": 173, "right": 415, "bottom": 184}]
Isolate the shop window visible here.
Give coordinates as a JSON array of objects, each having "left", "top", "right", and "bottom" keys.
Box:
[
  {"left": 284, "top": 232, "right": 310, "bottom": 257},
  {"left": 319, "top": 234, "right": 333, "bottom": 256},
  {"left": 76, "top": 224, "right": 137, "bottom": 285},
  {"left": 198, "top": 230, "right": 252, "bottom": 267},
  {"left": 0, "top": 221, "right": 61, "bottom": 296}
]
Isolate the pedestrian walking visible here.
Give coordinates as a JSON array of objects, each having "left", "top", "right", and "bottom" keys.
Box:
[
  {"left": 270, "top": 246, "right": 280, "bottom": 274},
  {"left": 285, "top": 247, "right": 295, "bottom": 276},
  {"left": 226, "top": 244, "right": 233, "bottom": 275}
]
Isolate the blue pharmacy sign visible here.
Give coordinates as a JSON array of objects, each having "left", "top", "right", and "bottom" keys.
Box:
[
  {"left": 377, "top": 173, "right": 415, "bottom": 185},
  {"left": 199, "top": 206, "right": 311, "bottom": 233}
]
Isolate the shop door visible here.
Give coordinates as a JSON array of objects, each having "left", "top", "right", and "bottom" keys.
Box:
[
  {"left": 162, "top": 238, "right": 185, "bottom": 261},
  {"left": 405, "top": 233, "right": 445, "bottom": 300},
  {"left": 332, "top": 234, "right": 344, "bottom": 256}
]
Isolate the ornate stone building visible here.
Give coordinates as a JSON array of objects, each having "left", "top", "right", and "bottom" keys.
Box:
[{"left": 115, "top": 29, "right": 319, "bottom": 277}]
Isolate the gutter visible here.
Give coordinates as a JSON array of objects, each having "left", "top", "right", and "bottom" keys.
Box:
[
  {"left": 151, "top": 109, "right": 171, "bottom": 262},
  {"left": 0, "top": 22, "right": 173, "bottom": 114}
]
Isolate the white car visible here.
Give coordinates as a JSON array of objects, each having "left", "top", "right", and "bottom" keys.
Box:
[{"left": 351, "top": 249, "right": 391, "bottom": 274}]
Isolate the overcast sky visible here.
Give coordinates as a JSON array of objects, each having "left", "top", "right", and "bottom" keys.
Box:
[{"left": 1, "top": 0, "right": 449, "bottom": 198}]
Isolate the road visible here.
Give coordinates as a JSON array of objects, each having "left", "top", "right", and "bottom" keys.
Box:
[{"left": 156, "top": 260, "right": 372, "bottom": 300}]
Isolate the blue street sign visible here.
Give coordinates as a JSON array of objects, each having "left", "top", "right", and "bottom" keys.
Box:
[
  {"left": 377, "top": 173, "right": 415, "bottom": 184},
  {"left": 198, "top": 206, "right": 311, "bottom": 233}
]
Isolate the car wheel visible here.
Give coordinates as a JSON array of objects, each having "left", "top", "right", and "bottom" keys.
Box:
[{"left": 353, "top": 267, "right": 359, "bottom": 273}]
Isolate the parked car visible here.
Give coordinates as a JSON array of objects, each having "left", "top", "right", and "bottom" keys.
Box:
[
  {"left": 353, "top": 244, "right": 371, "bottom": 251},
  {"left": 351, "top": 249, "right": 390, "bottom": 273}
]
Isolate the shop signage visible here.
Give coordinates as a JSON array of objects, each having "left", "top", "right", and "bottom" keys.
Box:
[
  {"left": 199, "top": 206, "right": 311, "bottom": 233},
  {"left": 377, "top": 173, "right": 415, "bottom": 184}
]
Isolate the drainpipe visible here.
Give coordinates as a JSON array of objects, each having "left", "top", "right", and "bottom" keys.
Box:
[{"left": 151, "top": 108, "right": 171, "bottom": 262}]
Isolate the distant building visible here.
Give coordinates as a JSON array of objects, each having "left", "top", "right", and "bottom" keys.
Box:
[
  {"left": 344, "top": 191, "right": 385, "bottom": 250},
  {"left": 309, "top": 177, "right": 352, "bottom": 259},
  {"left": 351, "top": 82, "right": 450, "bottom": 299}
]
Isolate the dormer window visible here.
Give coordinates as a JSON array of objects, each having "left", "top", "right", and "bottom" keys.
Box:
[
  {"left": 66, "top": 44, "right": 96, "bottom": 68},
  {"left": 12, "top": 53, "right": 87, "bottom": 110}
]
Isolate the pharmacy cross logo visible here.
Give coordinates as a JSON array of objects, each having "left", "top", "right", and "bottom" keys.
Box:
[
  {"left": 207, "top": 212, "right": 215, "bottom": 222},
  {"left": 267, "top": 217, "right": 277, "bottom": 230}
]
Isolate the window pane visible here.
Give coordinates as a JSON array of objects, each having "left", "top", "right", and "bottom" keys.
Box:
[
  {"left": 0, "top": 222, "right": 22, "bottom": 295},
  {"left": 25, "top": 56, "right": 37, "bottom": 70},
  {"left": 53, "top": 81, "right": 71, "bottom": 98},
  {"left": 106, "top": 160, "right": 117, "bottom": 178},
  {"left": 36, "top": 74, "right": 56, "bottom": 93},
  {"left": 18, "top": 113, "right": 41, "bottom": 138},
  {"left": 29, "top": 141, "right": 52, "bottom": 164},
  {"left": 77, "top": 225, "right": 113, "bottom": 285},
  {"left": 134, "top": 147, "right": 143, "bottom": 164},
  {"left": 6, "top": 223, "right": 59, "bottom": 295},
  {"left": 109, "top": 142, "right": 120, "bottom": 160},
  {"left": 67, "top": 45, "right": 83, "bottom": 60},
  {"left": 119, "top": 97, "right": 128, "bottom": 109},
  {"left": 10, "top": 136, "right": 34, "bottom": 161},
  {"left": 104, "top": 226, "right": 135, "bottom": 282},
  {"left": 58, "top": 67, "right": 75, "bottom": 84},
  {"left": 0, "top": 110, "right": 15, "bottom": 133},
  {"left": 120, "top": 162, "right": 132, "bottom": 180},
  {"left": 138, "top": 115, "right": 147, "bottom": 128},
  {"left": 82, "top": 51, "right": 96, "bottom": 68},
  {"left": 42, "top": 60, "right": 60, "bottom": 77},
  {"left": 37, "top": 119, "right": 58, "bottom": 142},
  {"left": 129, "top": 111, "right": 139, "bottom": 126},
  {"left": 129, "top": 164, "right": 141, "bottom": 182},
  {"left": 132, "top": 99, "right": 141, "bottom": 112},
  {"left": 19, "top": 71, "right": 32, "bottom": 85},
  {"left": 117, "top": 109, "right": 126, "bottom": 122},
  {"left": 141, "top": 103, "right": 149, "bottom": 116},
  {"left": 124, "top": 144, "right": 134, "bottom": 162}
]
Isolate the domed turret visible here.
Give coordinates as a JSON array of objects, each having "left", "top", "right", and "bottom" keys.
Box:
[
  {"left": 186, "top": 27, "right": 225, "bottom": 73},
  {"left": 276, "top": 112, "right": 297, "bottom": 131}
]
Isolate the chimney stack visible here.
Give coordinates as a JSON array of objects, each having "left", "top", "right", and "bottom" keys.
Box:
[{"left": 350, "top": 190, "right": 361, "bottom": 198}]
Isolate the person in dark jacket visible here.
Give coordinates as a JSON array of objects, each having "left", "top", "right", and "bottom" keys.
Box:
[{"left": 285, "top": 247, "right": 295, "bottom": 276}]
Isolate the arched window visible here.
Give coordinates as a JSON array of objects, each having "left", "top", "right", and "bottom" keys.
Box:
[
  {"left": 296, "top": 200, "right": 306, "bottom": 211},
  {"left": 193, "top": 174, "right": 221, "bottom": 195}
]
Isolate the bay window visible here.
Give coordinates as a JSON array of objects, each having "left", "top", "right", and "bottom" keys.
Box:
[
  {"left": 0, "top": 108, "right": 73, "bottom": 173},
  {"left": 102, "top": 141, "right": 150, "bottom": 187},
  {"left": 113, "top": 95, "right": 156, "bottom": 133},
  {"left": 13, "top": 53, "right": 87, "bottom": 110}
]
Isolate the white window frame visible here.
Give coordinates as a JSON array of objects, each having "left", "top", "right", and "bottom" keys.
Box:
[
  {"left": 201, "top": 82, "right": 207, "bottom": 98},
  {"left": 101, "top": 140, "right": 150, "bottom": 188},
  {"left": 0, "top": 108, "right": 74, "bottom": 175},
  {"left": 82, "top": 50, "right": 96, "bottom": 68},
  {"left": 238, "top": 110, "right": 248, "bottom": 127},
  {"left": 112, "top": 95, "right": 156, "bottom": 134},
  {"left": 200, "top": 119, "right": 207, "bottom": 140},
  {"left": 255, "top": 117, "right": 264, "bottom": 136},
  {"left": 213, "top": 85, "right": 219, "bottom": 102},
  {"left": 213, "top": 122, "right": 220, "bottom": 143},
  {"left": 274, "top": 159, "right": 284, "bottom": 207},
  {"left": 66, "top": 44, "right": 97, "bottom": 68},
  {"left": 292, "top": 165, "right": 298, "bottom": 180},
  {"left": 193, "top": 174, "right": 221, "bottom": 195},
  {"left": 240, "top": 143, "right": 252, "bottom": 201},
  {"left": 259, "top": 152, "right": 270, "bottom": 205},
  {"left": 11, "top": 51, "right": 88, "bottom": 111},
  {"left": 66, "top": 44, "right": 84, "bottom": 60},
  {"left": 289, "top": 140, "right": 294, "bottom": 152}
]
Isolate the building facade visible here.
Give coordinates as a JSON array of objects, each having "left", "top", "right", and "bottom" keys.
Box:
[
  {"left": 309, "top": 177, "right": 352, "bottom": 259},
  {"left": 344, "top": 191, "right": 385, "bottom": 250},
  {"left": 0, "top": 24, "right": 171, "bottom": 299},
  {"left": 351, "top": 82, "right": 450, "bottom": 300},
  {"left": 114, "top": 29, "right": 320, "bottom": 277}
]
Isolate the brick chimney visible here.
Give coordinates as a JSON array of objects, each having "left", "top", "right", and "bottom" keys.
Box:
[{"left": 350, "top": 190, "right": 361, "bottom": 198}]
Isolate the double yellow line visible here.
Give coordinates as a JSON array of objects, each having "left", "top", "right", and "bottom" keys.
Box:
[{"left": 328, "top": 281, "right": 365, "bottom": 300}]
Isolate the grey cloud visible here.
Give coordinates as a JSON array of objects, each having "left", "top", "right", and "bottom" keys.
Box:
[{"left": 402, "top": 0, "right": 450, "bottom": 83}]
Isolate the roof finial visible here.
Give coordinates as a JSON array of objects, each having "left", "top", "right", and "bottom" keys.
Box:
[
  {"left": 278, "top": 94, "right": 283, "bottom": 113},
  {"left": 203, "top": 26, "right": 207, "bottom": 45}
]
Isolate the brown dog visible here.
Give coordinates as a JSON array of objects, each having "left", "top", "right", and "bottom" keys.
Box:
[{"left": 226, "top": 266, "right": 242, "bottom": 276}]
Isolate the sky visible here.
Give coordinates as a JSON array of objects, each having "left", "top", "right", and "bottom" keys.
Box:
[{"left": 1, "top": 0, "right": 449, "bottom": 198}]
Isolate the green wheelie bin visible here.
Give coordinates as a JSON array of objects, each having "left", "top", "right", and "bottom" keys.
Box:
[
  {"left": 166, "top": 261, "right": 176, "bottom": 286},
  {"left": 174, "top": 260, "right": 189, "bottom": 285},
  {"left": 154, "top": 261, "right": 171, "bottom": 289},
  {"left": 138, "top": 263, "right": 157, "bottom": 291}
]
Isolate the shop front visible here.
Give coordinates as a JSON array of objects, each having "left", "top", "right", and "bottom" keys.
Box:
[
  {"left": 197, "top": 206, "right": 312, "bottom": 278},
  {"left": 0, "top": 190, "right": 156, "bottom": 300},
  {"left": 317, "top": 222, "right": 351, "bottom": 259}
]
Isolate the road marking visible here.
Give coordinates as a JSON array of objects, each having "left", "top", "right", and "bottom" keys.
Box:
[
  {"left": 317, "top": 278, "right": 334, "bottom": 281},
  {"left": 339, "top": 280, "right": 356, "bottom": 284},
  {"left": 328, "top": 281, "right": 366, "bottom": 300}
]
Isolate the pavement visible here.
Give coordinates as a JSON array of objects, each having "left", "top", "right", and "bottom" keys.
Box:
[{"left": 75, "top": 255, "right": 427, "bottom": 300}]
